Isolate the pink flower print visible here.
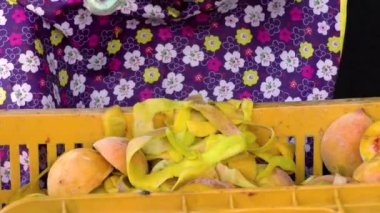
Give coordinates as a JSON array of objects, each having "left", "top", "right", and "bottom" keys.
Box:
[
  {"left": 0, "top": 150, "right": 4, "bottom": 161},
  {"left": 140, "top": 88, "right": 153, "bottom": 101},
  {"left": 257, "top": 30, "right": 271, "bottom": 44},
  {"left": 279, "top": 28, "right": 291, "bottom": 42},
  {"left": 211, "top": 22, "right": 220, "bottom": 29},
  {"left": 207, "top": 57, "right": 222, "bottom": 72},
  {"left": 290, "top": 7, "right": 302, "bottom": 21},
  {"left": 301, "top": 65, "right": 315, "bottom": 80},
  {"left": 42, "top": 62, "right": 50, "bottom": 74},
  {"left": 144, "top": 46, "right": 154, "bottom": 55},
  {"left": 98, "top": 16, "right": 109, "bottom": 25},
  {"left": 9, "top": 33, "right": 22, "bottom": 46},
  {"left": 67, "top": 0, "right": 82, "bottom": 5},
  {"left": 194, "top": 73, "right": 204, "bottom": 82},
  {"left": 203, "top": 2, "right": 215, "bottom": 11},
  {"left": 239, "top": 91, "right": 252, "bottom": 100},
  {"left": 182, "top": 26, "right": 194, "bottom": 37},
  {"left": 12, "top": 9, "right": 26, "bottom": 23},
  {"left": 196, "top": 13, "right": 209, "bottom": 23},
  {"left": 108, "top": 58, "right": 121, "bottom": 71},
  {"left": 244, "top": 48, "right": 253, "bottom": 57},
  {"left": 56, "top": 48, "right": 63, "bottom": 57},
  {"left": 289, "top": 80, "right": 297, "bottom": 89},
  {"left": 88, "top": 34, "right": 99, "bottom": 47},
  {"left": 39, "top": 79, "right": 46, "bottom": 88},
  {"left": 61, "top": 92, "right": 68, "bottom": 106},
  {"left": 158, "top": 27, "right": 173, "bottom": 41}
]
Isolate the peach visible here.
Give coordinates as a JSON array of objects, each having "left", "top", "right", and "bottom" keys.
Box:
[
  {"left": 321, "top": 109, "right": 372, "bottom": 177},
  {"left": 93, "top": 137, "right": 128, "bottom": 175},
  {"left": 353, "top": 155, "right": 380, "bottom": 183},
  {"left": 47, "top": 148, "right": 113, "bottom": 196},
  {"left": 302, "top": 175, "right": 357, "bottom": 185},
  {"left": 360, "top": 121, "right": 380, "bottom": 161}
]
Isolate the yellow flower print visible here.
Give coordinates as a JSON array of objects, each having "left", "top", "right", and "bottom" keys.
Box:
[
  {"left": 6, "top": 0, "right": 17, "bottom": 5},
  {"left": 58, "top": 69, "right": 69, "bottom": 87},
  {"left": 136, "top": 28, "right": 153, "bottom": 44},
  {"left": 144, "top": 67, "right": 160, "bottom": 83},
  {"left": 235, "top": 28, "right": 253, "bottom": 45},
  {"left": 327, "top": 36, "right": 342, "bottom": 53},
  {"left": 0, "top": 87, "right": 6, "bottom": 106},
  {"left": 299, "top": 42, "right": 314, "bottom": 59},
  {"left": 107, "top": 39, "right": 122, "bottom": 55},
  {"left": 204, "top": 35, "right": 222, "bottom": 52},
  {"left": 243, "top": 70, "right": 259, "bottom": 86},
  {"left": 50, "top": 29, "right": 64, "bottom": 46},
  {"left": 34, "top": 39, "right": 44, "bottom": 55}
]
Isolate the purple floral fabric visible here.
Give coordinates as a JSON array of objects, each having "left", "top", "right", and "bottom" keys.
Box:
[{"left": 0, "top": 0, "right": 342, "bottom": 187}]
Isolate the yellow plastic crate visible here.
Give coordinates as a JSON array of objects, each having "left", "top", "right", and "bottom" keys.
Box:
[{"left": 2, "top": 98, "right": 380, "bottom": 213}]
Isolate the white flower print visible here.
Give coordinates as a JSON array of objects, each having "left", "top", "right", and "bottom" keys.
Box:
[
  {"left": 260, "top": 76, "right": 282, "bottom": 99},
  {"left": 335, "top": 12, "right": 341, "bottom": 31},
  {"left": 76, "top": 101, "right": 85, "bottom": 108},
  {"left": 309, "top": 0, "right": 329, "bottom": 15},
  {"left": 316, "top": 59, "right": 337, "bottom": 81},
  {"left": 70, "top": 73, "right": 86, "bottom": 96},
  {"left": 0, "top": 58, "right": 14, "bottom": 80},
  {"left": 54, "top": 22, "right": 73, "bottom": 37},
  {"left": 87, "top": 52, "right": 107, "bottom": 71},
  {"left": 64, "top": 46, "right": 83, "bottom": 65},
  {"left": 317, "top": 21, "right": 330, "bottom": 35},
  {"left": 126, "top": 19, "right": 139, "bottom": 29},
  {"left": 124, "top": 50, "right": 145, "bottom": 71},
  {"left": 41, "top": 95, "right": 56, "bottom": 109},
  {"left": 0, "top": 10, "right": 7, "bottom": 26},
  {"left": 46, "top": 53, "right": 58, "bottom": 75},
  {"left": 18, "top": 50, "right": 40, "bottom": 73},
  {"left": 11, "top": 83, "right": 33, "bottom": 106},
  {"left": 225, "top": 14, "right": 239, "bottom": 28},
  {"left": 162, "top": 72, "right": 185, "bottom": 95},
  {"left": 215, "top": 0, "right": 238, "bottom": 14},
  {"left": 182, "top": 45, "right": 205, "bottom": 67},
  {"left": 42, "top": 19, "right": 51, "bottom": 29},
  {"left": 189, "top": 90, "right": 209, "bottom": 102},
  {"left": 119, "top": 0, "right": 138, "bottom": 14},
  {"left": 280, "top": 50, "right": 299, "bottom": 73},
  {"left": 244, "top": 5, "right": 265, "bottom": 27},
  {"left": 142, "top": 4, "right": 166, "bottom": 26},
  {"left": 113, "top": 79, "right": 136, "bottom": 101},
  {"left": 255, "top": 46, "right": 275, "bottom": 67},
  {"left": 53, "top": 84, "right": 61, "bottom": 105},
  {"left": 267, "top": 0, "right": 286, "bottom": 18},
  {"left": 155, "top": 43, "right": 177, "bottom": 64},
  {"left": 224, "top": 51, "right": 245, "bottom": 73},
  {"left": 1, "top": 161, "right": 10, "bottom": 184},
  {"left": 285, "top": 96, "right": 302, "bottom": 102},
  {"left": 74, "top": 9, "right": 93, "bottom": 30},
  {"left": 26, "top": 4, "right": 45, "bottom": 16},
  {"left": 213, "top": 80, "right": 235, "bottom": 102},
  {"left": 20, "top": 151, "right": 29, "bottom": 172},
  {"left": 307, "top": 88, "right": 328, "bottom": 101},
  {"left": 90, "top": 89, "right": 110, "bottom": 108}
]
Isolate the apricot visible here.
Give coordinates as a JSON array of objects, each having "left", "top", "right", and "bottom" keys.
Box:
[
  {"left": 93, "top": 137, "right": 128, "bottom": 175},
  {"left": 47, "top": 148, "right": 113, "bottom": 196},
  {"left": 360, "top": 121, "right": 380, "bottom": 161},
  {"left": 353, "top": 155, "right": 380, "bottom": 183},
  {"left": 321, "top": 109, "right": 372, "bottom": 177}
]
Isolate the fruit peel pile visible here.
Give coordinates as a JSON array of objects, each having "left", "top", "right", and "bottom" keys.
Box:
[{"left": 9, "top": 97, "right": 297, "bottom": 202}]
